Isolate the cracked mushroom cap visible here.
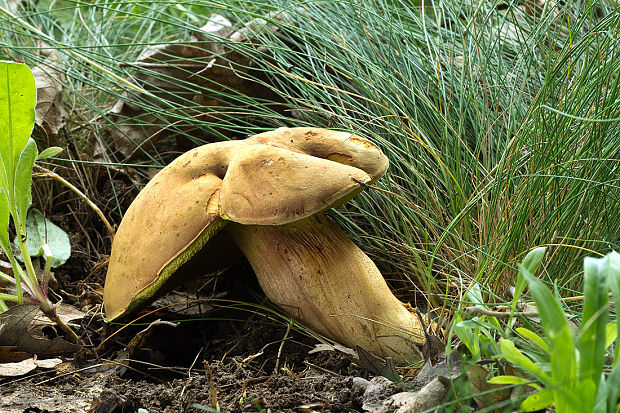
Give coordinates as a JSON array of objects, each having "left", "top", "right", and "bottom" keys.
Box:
[{"left": 103, "top": 127, "right": 389, "bottom": 321}]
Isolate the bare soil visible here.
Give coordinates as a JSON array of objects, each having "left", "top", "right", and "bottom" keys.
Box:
[{"left": 1, "top": 320, "right": 363, "bottom": 412}]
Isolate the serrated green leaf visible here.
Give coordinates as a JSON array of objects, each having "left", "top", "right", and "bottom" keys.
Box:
[
  {"left": 14, "top": 138, "right": 37, "bottom": 226},
  {"left": 520, "top": 388, "right": 554, "bottom": 412},
  {"left": 36, "top": 146, "right": 63, "bottom": 160},
  {"left": 516, "top": 327, "right": 550, "bottom": 354},
  {"left": 16, "top": 209, "right": 70, "bottom": 267},
  {"left": 0, "top": 62, "right": 36, "bottom": 195}
]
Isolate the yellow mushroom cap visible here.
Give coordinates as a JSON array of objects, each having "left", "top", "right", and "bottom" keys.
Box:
[{"left": 103, "top": 128, "right": 388, "bottom": 321}]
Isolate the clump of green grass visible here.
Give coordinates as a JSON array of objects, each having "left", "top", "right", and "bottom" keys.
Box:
[{"left": 1, "top": 0, "right": 617, "bottom": 316}]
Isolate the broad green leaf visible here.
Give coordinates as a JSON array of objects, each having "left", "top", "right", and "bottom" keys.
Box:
[
  {"left": 521, "top": 270, "right": 571, "bottom": 349},
  {"left": 604, "top": 322, "right": 617, "bottom": 350},
  {"left": 16, "top": 208, "right": 71, "bottom": 267},
  {"left": 594, "top": 377, "right": 608, "bottom": 413},
  {"left": 510, "top": 247, "right": 547, "bottom": 329},
  {"left": 578, "top": 254, "right": 610, "bottom": 387},
  {"left": 522, "top": 270, "right": 582, "bottom": 411},
  {"left": 454, "top": 314, "right": 480, "bottom": 359},
  {"left": 516, "top": 327, "right": 550, "bottom": 354},
  {"left": 0, "top": 62, "right": 36, "bottom": 194},
  {"left": 466, "top": 282, "right": 485, "bottom": 307},
  {"left": 605, "top": 252, "right": 620, "bottom": 363},
  {"left": 521, "top": 247, "right": 547, "bottom": 275},
  {"left": 488, "top": 375, "right": 537, "bottom": 388},
  {"left": 520, "top": 388, "right": 554, "bottom": 412},
  {"left": 604, "top": 360, "right": 620, "bottom": 413},
  {"left": 36, "top": 146, "right": 62, "bottom": 160},
  {"left": 499, "top": 339, "right": 550, "bottom": 384},
  {"left": 14, "top": 138, "right": 37, "bottom": 226}
]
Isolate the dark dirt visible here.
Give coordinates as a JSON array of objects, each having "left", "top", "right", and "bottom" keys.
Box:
[{"left": 1, "top": 310, "right": 366, "bottom": 413}]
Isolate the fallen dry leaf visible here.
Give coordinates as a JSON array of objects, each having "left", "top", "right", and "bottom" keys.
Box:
[
  {"left": 32, "top": 48, "right": 69, "bottom": 135},
  {"left": 355, "top": 346, "right": 402, "bottom": 383},
  {"left": 102, "top": 12, "right": 286, "bottom": 160},
  {"left": 0, "top": 304, "right": 78, "bottom": 356},
  {"left": 0, "top": 356, "right": 62, "bottom": 377},
  {"left": 467, "top": 364, "right": 512, "bottom": 411},
  {"left": 308, "top": 343, "right": 357, "bottom": 358},
  {"left": 0, "top": 346, "right": 30, "bottom": 363},
  {"left": 32, "top": 302, "right": 86, "bottom": 328}
]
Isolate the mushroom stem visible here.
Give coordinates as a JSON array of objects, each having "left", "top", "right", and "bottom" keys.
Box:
[{"left": 226, "top": 212, "right": 427, "bottom": 364}]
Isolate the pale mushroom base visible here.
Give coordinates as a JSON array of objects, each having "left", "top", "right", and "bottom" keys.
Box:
[{"left": 227, "top": 213, "right": 428, "bottom": 364}]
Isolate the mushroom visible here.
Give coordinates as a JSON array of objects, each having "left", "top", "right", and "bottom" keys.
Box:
[{"left": 103, "top": 127, "right": 429, "bottom": 363}]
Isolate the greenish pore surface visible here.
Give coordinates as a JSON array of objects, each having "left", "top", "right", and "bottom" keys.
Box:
[{"left": 116, "top": 218, "right": 229, "bottom": 320}]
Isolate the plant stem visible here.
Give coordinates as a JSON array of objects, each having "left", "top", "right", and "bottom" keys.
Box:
[
  {"left": 4, "top": 248, "right": 26, "bottom": 304},
  {"left": 11, "top": 207, "right": 51, "bottom": 312},
  {"left": 40, "top": 306, "right": 81, "bottom": 345},
  {"left": 0, "top": 293, "right": 19, "bottom": 302}
]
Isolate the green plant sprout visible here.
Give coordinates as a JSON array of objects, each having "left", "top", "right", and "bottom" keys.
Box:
[
  {"left": 454, "top": 248, "right": 620, "bottom": 411},
  {"left": 0, "top": 61, "right": 78, "bottom": 344},
  {"left": 488, "top": 248, "right": 620, "bottom": 412}
]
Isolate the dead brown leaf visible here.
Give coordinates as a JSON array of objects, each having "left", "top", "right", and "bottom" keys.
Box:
[
  {"left": 102, "top": 12, "right": 286, "bottom": 160},
  {"left": 355, "top": 346, "right": 401, "bottom": 382},
  {"left": 32, "top": 302, "right": 86, "bottom": 328},
  {"left": 0, "top": 356, "right": 62, "bottom": 377},
  {"left": 0, "top": 346, "right": 30, "bottom": 363},
  {"left": 308, "top": 343, "right": 357, "bottom": 358},
  {"left": 466, "top": 364, "right": 512, "bottom": 411},
  {"left": 32, "top": 48, "right": 69, "bottom": 135},
  {"left": 0, "top": 304, "right": 78, "bottom": 356}
]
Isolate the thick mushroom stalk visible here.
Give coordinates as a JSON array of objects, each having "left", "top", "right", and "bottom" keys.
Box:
[{"left": 227, "top": 213, "right": 425, "bottom": 363}]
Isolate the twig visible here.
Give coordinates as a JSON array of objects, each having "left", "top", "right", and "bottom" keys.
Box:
[
  {"left": 34, "top": 165, "right": 115, "bottom": 238},
  {"left": 274, "top": 319, "right": 293, "bottom": 374},
  {"left": 463, "top": 306, "right": 539, "bottom": 319},
  {"left": 494, "top": 292, "right": 612, "bottom": 310}
]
